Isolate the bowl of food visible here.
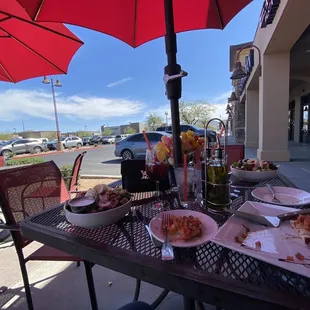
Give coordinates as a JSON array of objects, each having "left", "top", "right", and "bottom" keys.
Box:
[
  {"left": 64, "top": 185, "right": 132, "bottom": 228},
  {"left": 230, "top": 158, "right": 278, "bottom": 182}
]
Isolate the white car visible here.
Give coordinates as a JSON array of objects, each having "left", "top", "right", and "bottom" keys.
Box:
[
  {"left": 102, "top": 136, "right": 115, "bottom": 144},
  {"left": 47, "top": 136, "right": 83, "bottom": 149}
]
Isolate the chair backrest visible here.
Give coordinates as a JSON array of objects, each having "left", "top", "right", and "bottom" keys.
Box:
[
  {"left": 121, "top": 159, "right": 171, "bottom": 193},
  {"left": 68, "top": 151, "right": 87, "bottom": 192},
  {"left": 0, "top": 161, "right": 70, "bottom": 248},
  {"left": 226, "top": 144, "right": 245, "bottom": 167}
]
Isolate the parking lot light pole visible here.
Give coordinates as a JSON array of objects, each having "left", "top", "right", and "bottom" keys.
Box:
[{"left": 42, "top": 76, "right": 63, "bottom": 151}]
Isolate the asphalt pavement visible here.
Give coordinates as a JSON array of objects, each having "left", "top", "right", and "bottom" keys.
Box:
[{"left": 40, "top": 144, "right": 121, "bottom": 176}]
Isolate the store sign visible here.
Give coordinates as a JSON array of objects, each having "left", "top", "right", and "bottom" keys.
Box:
[{"left": 260, "top": 0, "right": 281, "bottom": 28}]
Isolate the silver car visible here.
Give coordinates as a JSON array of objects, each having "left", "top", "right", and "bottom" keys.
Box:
[
  {"left": 114, "top": 131, "right": 171, "bottom": 160},
  {"left": 0, "top": 138, "right": 47, "bottom": 157},
  {"left": 48, "top": 136, "right": 83, "bottom": 149},
  {"left": 102, "top": 136, "right": 115, "bottom": 144}
]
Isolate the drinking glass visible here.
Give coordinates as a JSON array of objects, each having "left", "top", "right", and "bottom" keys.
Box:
[{"left": 145, "top": 149, "right": 169, "bottom": 210}]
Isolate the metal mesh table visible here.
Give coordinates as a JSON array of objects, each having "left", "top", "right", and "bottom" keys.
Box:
[{"left": 21, "top": 175, "right": 310, "bottom": 310}]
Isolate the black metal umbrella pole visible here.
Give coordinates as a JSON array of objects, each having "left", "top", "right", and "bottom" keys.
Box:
[{"left": 163, "top": 0, "right": 187, "bottom": 167}]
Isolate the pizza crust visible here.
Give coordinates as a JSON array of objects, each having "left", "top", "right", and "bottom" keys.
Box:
[{"left": 291, "top": 220, "right": 310, "bottom": 245}]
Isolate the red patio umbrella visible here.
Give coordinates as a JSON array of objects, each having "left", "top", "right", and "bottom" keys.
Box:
[
  {"left": 17, "top": 0, "right": 252, "bottom": 165},
  {"left": 0, "top": 0, "right": 83, "bottom": 83}
]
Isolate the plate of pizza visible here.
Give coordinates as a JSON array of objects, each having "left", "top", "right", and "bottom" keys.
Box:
[
  {"left": 149, "top": 209, "right": 218, "bottom": 248},
  {"left": 212, "top": 201, "right": 310, "bottom": 278}
]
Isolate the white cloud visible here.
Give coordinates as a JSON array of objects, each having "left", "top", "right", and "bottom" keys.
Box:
[
  {"left": 106, "top": 77, "right": 132, "bottom": 88},
  {"left": 0, "top": 89, "right": 143, "bottom": 121},
  {"left": 210, "top": 90, "right": 230, "bottom": 119}
]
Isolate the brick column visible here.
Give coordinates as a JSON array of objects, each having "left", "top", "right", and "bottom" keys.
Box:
[
  {"left": 233, "top": 102, "right": 245, "bottom": 143},
  {"left": 245, "top": 90, "right": 259, "bottom": 147}
]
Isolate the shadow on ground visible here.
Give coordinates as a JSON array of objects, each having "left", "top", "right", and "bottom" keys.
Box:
[{"left": 101, "top": 159, "right": 122, "bottom": 164}]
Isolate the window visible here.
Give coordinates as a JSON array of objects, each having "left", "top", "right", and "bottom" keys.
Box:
[
  {"left": 13, "top": 139, "right": 27, "bottom": 145},
  {"left": 166, "top": 126, "right": 172, "bottom": 131},
  {"left": 156, "top": 127, "right": 166, "bottom": 131},
  {"left": 71, "top": 137, "right": 79, "bottom": 141},
  {"left": 127, "top": 134, "right": 144, "bottom": 142},
  {"left": 148, "top": 133, "right": 162, "bottom": 142}
]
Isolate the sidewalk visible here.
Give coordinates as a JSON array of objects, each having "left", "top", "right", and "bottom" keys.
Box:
[
  {"left": 0, "top": 241, "right": 213, "bottom": 310},
  {"left": 246, "top": 146, "right": 310, "bottom": 193}
]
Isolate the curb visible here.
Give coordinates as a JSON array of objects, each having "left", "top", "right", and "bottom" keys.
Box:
[
  {"left": 11, "top": 145, "right": 104, "bottom": 159},
  {"left": 81, "top": 174, "right": 121, "bottom": 179}
]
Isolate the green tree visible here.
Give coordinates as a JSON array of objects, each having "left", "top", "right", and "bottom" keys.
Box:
[
  {"left": 76, "top": 130, "right": 92, "bottom": 137},
  {"left": 124, "top": 127, "right": 136, "bottom": 134},
  {"left": 102, "top": 128, "right": 113, "bottom": 136},
  {"left": 179, "top": 100, "right": 216, "bottom": 128},
  {"left": 146, "top": 113, "right": 163, "bottom": 131},
  {"left": 0, "top": 133, "right": 14, "bottom": 140}
]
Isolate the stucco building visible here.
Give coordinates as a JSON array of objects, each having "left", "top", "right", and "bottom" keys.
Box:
[{"left": 229, "top": 0, "right": 310, "bottom": 161}]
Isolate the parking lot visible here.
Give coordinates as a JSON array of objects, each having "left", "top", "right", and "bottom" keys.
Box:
[{"left": 40, "top": 144, "right": 121, "bottom": 176}]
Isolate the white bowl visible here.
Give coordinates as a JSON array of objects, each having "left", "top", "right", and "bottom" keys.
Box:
[
  {"left": 64, "top": 198, "right": 132, "bottom": 229},
  {"left": 230, "top": 166, "right": 278, "bottom": 182}
]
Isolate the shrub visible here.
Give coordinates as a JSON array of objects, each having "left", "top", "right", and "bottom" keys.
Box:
[
  {"left": 6, "top": 157, "right": 45, "bottom": 166},
  {"left": 60, "top": 165, "right": 73, "bottom": 187}
]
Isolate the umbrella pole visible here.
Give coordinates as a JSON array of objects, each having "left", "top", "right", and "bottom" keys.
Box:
[{"left": 164, "top": 0, "right": 184, "bottom": 167}]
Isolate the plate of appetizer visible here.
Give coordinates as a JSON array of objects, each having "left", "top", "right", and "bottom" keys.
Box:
[
  {"left": 231, "top": 158, "right": 278, "bottom": 182},
  {"left": 149, "top": 209, "right": 218, "bottom": 248},
  {"left": 212, "top": 201, "right": 310, "bottom": 278},
  {"left": 64, "top": 184, "right": 132, "bottom": 228}
]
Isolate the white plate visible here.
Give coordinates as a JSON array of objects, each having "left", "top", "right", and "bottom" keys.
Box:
[
  {"left": 252, "top": 186, "right": 310, "bottom": 206},
  {"left": 149, "top": 209, "right": 218, "bottom": 248},
  {"left": 212, "top": 201, "right": 310, "bottom": 278}
]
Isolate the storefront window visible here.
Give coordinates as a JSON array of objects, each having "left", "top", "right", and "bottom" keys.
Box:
[{"left": 301, "top": 105, "right": 309, "bottom": 144}]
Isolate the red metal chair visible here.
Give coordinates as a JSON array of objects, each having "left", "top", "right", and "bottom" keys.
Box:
[
  {"left": 0, "top": 161, "right": 98, "bottom": 310},
  {"left": 225, "top": 144, "right": 245, "bottom": 167},
  {"left": 65, "top": 151, "right": 87, "bottom": 193}
]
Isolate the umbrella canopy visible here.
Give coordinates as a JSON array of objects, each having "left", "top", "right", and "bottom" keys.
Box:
[
  {"left": 17, "top": 0, "right": 252, "bottom": 165},
  {"left": 0, "top": 0, "right": 83, "bottom": 83},
  {"left": 17, "top": 0, "right": 251, "bottom": 48}
]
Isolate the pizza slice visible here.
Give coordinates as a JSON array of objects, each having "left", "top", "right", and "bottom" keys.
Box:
[{"left": 291, "top": 215, "right": 310, "bottom": 246}]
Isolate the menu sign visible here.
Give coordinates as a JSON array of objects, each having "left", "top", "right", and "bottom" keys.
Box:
[{"left": 260, "top": 0, "right": 281, "bottom": 28}]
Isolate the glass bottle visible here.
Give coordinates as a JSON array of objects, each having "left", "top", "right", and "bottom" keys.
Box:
[
  {"left": 201, "top": 148, "right": 212, "bottom": 205},
  {"left": 206, "top": 148, "right": 230, "bottom": 212}
]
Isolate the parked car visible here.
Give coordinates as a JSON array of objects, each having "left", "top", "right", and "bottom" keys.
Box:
[
  {"left": 115, "top": 134, "right": 131, "bottom": 143},
  {"left": 46, "top": 139, "right": 58, "bottom": 150},
  {"left": 114, "top": 131, "right": 171, "bottom": 160},
  {"left": 102, "top": 136, "right": 115, "bottom": 144},
  {"left": 89, "top": 136, "right": 102, "bottom": 145},
  {"left": 0, "top": 138, "right": 47, "bottom": 157},
  {"left": 82, "top": 137, "right": 91, "bottom": 146},
  {"left": 156, "top": 124, "right": 217, "bottom": 141},
  {"left": 47, "top": 137, "right": 83, "bottom": 150}
]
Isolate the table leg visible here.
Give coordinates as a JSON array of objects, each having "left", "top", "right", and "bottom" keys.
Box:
[
  {"left": 84, "top": 261, "right": 98, "bottom": 310},
  {"left": 183, "top": 297, "right": 195, "bottom": 310}
]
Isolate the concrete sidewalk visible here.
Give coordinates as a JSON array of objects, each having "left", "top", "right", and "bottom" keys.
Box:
[
  {"left": 0, "top": 241, "right": 214, "bottom": 310},
  {"left": 246, "top": 147, "right": 310, "bottom": 193}
]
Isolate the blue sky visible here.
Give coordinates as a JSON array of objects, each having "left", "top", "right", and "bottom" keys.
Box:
[{"left": 0, "top": 0, "right": 262, "bottom": 133}]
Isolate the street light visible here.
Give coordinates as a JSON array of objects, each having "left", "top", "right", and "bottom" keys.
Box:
[
  {"left": 164, "top": 112, "right": 168, "bottom": 125},
  {"left": 42, "top": 76, "right": 63, "bottom": 151},
  {"left": 230, "top": 44, "right": 262, "bottom": 80}
]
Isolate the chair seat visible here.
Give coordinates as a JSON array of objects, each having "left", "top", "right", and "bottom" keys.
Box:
[{"left": 26, "top": 245, "right": 82, "bottom": 262}]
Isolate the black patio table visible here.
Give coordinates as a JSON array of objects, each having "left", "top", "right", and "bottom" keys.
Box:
[{"left": 20, "top": 176, "right": 310, "bottom": 310}]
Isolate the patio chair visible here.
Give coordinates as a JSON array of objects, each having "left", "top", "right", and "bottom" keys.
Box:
[
  {"left": 121, "top": 159, "right": 172, "bottom": 193},
  {"left": 0, "top": 161, "right": 97, "bottom": 310},
  {"left": 63, "top": 151, "right": 87, "bottom": 193}
]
